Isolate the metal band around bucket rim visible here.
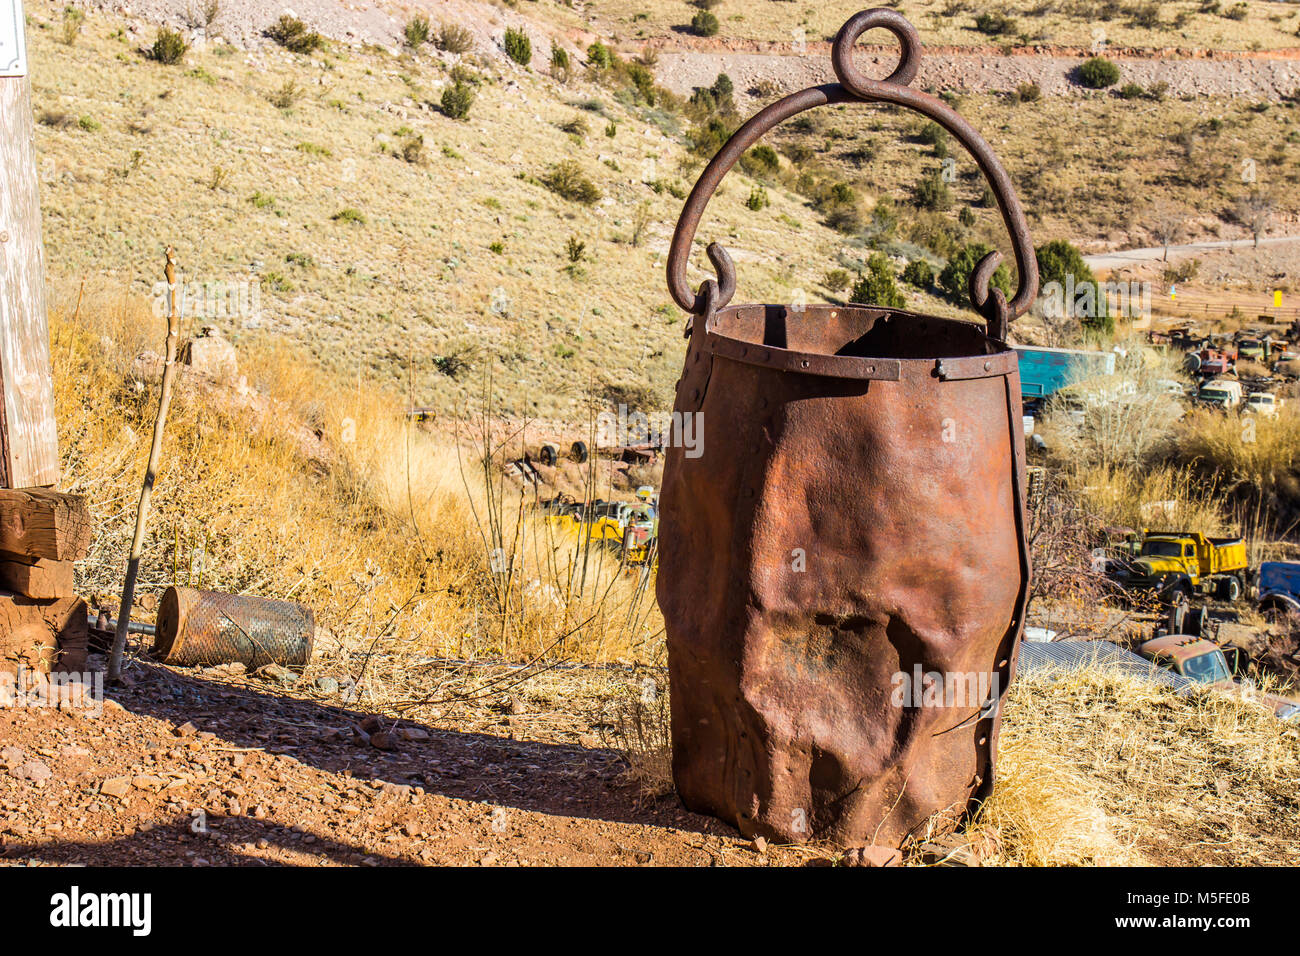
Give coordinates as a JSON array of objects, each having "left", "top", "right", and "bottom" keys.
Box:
[
  {"left": 666, "top": 8, "right": 1039, "bottom": 342},
  {"left": 699, "top": 304, "right": 1020, "bottom": 381}
]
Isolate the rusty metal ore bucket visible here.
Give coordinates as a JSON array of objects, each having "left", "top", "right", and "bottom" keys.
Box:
[
  {"left": 153, "top": 587, "right": 315, "bottom": 669},
  {"left": 657, "top": 8, "right": 1037, "bottom": 849}
]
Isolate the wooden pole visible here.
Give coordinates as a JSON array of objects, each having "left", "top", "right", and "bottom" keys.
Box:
[
  {"left": 0, "top": 0, "right": 59, "bottom": 489},
  {"left": 108, "top": 248, "right": 180, "bottom": 682}
]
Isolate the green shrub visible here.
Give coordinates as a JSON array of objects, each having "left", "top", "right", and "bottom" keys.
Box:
[
  {"left": 267, "top": 80, "right": 302, "bottom": 109},
  {"left": 551, "top": 43, "right": 570, "bottom": 79},
  {"left": 558, "top": 116, "right": 588, "bottom": 139},
  {"left": 332, "top": 208, "right": 366, "bottom": 225},
  {"left": 148, "top": 27, "right": 188, "bottom": 65},
  {"left": 1078, "top": 56, "right": 1120, "bottom": 89},
  {"left": 913, "top": 168, "right": 953, "bottom": 211},
  {"left": 1014, "top": 82, "right": 1041, "bottom": 102},
  {"left": 77, "top": 115, "right": 101, "bottom": 132},
  {"left": 824, "top": 268, "right": 852, "bottom": 293},
  {"left": 1035, "top": 238, "right": 1111, "bottom": 333},
  {"left": 265, "top": 16, "right": 323, "bottom": 54},
  {"left": 974, "top": 12, "right": 1017, "bottom": 35},
  {"left": 541, "top": 160, "right": 602, "bottom": 204},
  {"left": 586, "top": 41, "right": 614, "bottom": 69},
  {"left": 400, "top": 135, "right": 426, "bottom": 164},
  {"left": 1128, "top": 1, "right": 1162, "bottom": 27},
  {"left": 622, "top": 62, "right": 658, "bottom": 105},
  {"left": 435, "top": 23, "right": 474, "bottom": 54},
  {"left": 440, "top": 81, "right": 475, "bottom": 119},
  {"left": 1223, "top": 2, "right": 1248, "bottom": 20},
  {"left": 504, "top": 27, "right": 532, "bottom": 66},
  {"left": 689, "top": 115, "right": 736, "bottom": 157},
  {"left": 917, "top": 121, "right": 947, "bottom": 147},
  {"left": 901, "top": 259, "right": 935, "bottom": 288},
  {"left": 939, "top": 243, "right": 1013, "bottom": 303},
  {"left": 959, "top": 206, "right": 976, "bottom": 227},
  {"left": 740, "top": 144, "right": 780, "bottom": 177},
  {"left": 813, "top": 180, "right": 862, "bottom": 233},
  {"left": 745, "top": 186, "right": 770, "bottom": 211},
  {"left": 850, "top": 254, "right": 906, "bottom": 309},
  {"left": 60, "top": 7, "right": 84, "bottom": 46},
  {"left": 687, "top": 73, "right": 737, "bottom": 123},
  {"left": 691, "top": 11, "right": 720, "bottom": 36},
  {"left": 404, "top": 16, "right": 430, "bottom": 48}
]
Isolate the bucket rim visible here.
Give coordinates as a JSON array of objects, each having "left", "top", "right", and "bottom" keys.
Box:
[{"left": 699, "top": 302, "right": 1018, "bottom": 382}]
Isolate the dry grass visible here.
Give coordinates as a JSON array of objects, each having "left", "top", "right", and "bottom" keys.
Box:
[
  {"left": 765, "top": 93, "right": 1300, "bottom": 257},
  {"left": 538, "top": 0, "right": 1300, "bottom": 52},
  {"left": 578, "top": 662, "right": 1300, "bottom": 865},
  {"left": 973, "top": 667, "right": 1300, "bottom": 866},
  {"left": 53, "top": 295, "right": 664, "bottom": 691},
  {"left": 1170, "top": 406, "right": 1300, "bottom": 505}
]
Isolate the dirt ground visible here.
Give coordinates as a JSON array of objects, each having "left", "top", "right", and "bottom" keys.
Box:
[{"left": 0, "top": 659, "right": 826, "bottom": 867}]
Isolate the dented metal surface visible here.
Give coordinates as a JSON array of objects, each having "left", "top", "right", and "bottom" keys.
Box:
[{"left": 657, "top": 8, "right": 1035, "bottom": 848}]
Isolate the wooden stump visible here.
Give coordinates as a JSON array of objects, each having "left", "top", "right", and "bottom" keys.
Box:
[{"left": 0, "top": 592, "right": 86, "bottom": 674}]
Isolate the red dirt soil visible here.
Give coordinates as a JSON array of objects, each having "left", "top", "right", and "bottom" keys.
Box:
[{"left": 0, "top": 662, "right": 828, "bottom": 867}]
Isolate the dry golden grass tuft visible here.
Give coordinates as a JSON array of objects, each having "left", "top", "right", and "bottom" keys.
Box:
[
  {"left": 972, "top": 667, "right": 1300, "bottom": 865},
  {"left": 1171, "top": 406, "right": 1300, "bottom": 505}
]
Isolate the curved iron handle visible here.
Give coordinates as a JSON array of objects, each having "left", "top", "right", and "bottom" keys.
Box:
[{"left": 666, "top": 8, "right": 1038, "bottom": 340}]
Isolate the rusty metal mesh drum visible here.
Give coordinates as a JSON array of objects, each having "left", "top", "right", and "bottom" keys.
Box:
[
  {"left": 153, "top": 587, "right": 315, "bottom": 668},
  {"left": 657, "top": 9, "right": 1036, "bottom": 849}
]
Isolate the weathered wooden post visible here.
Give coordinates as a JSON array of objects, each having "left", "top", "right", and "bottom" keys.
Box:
[
  {"left": 0, "top": 0, "right": 91, "bottom": 675},
  {"left": 0, "top": 0, "right": 58, "bottom": 489}
]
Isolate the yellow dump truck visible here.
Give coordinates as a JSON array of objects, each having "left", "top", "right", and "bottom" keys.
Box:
[
  {"left": 542, "top": 496, "right": 657, "bottom": 563},
  {"left": 1118, "top": 531, "right": 1248, "bottom": 602}
]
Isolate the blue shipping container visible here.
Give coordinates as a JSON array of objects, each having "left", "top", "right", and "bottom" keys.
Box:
[{"left": 1016, "top": 346, "right": 1117, "bottom": 398}]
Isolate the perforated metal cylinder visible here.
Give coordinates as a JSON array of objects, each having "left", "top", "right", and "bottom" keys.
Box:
[{"left": 153, "top": 587, "right": 314, "bottom": 668}]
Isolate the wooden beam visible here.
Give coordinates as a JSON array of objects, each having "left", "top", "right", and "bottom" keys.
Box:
[
  {"left": 0, "top": 556, "right": 74, "bottom": 598},
  {"left": 0, "top": 0, "right": 59, "bottom": 489},
  {"left": 0, "top": 488, "right": 91, "bottom": 561}
]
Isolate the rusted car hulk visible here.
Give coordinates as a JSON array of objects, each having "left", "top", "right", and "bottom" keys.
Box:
[{"left": 656, "top": 8, "right": 1036, "bottom": 849}]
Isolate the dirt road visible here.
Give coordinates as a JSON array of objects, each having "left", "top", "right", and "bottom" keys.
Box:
[
  {"left": 1084, "top": 235, "right": 1300, "bottom": 271},
  {"left": 0, "top": 661, "right": 822, "bottom": 867}
]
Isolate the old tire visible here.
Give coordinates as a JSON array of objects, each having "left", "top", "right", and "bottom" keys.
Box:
[
  {"left": 570, "top": 440, "right": 589, "bottom": 464},
  {"left": 1161, "top": 579, "right": 1192, "bottom": 607},
  {"left": 1218, "top": 575, "right": 1243, "bottom": 603},
  {"left": 538, "top": 444, "right": 558, "bottom": 466},
  {"left": 1167, "top": 599, "right": 1188, "bottom": 635}
]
